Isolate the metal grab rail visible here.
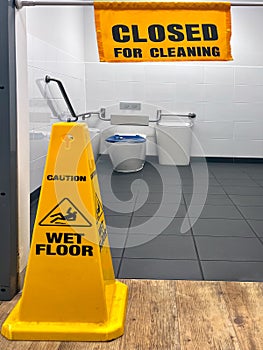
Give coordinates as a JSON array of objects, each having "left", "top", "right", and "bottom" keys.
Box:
[
  {"left": 15, "top": 0, "right": 263, "bottom": 8},
  {"left": 97, "top": 109, "right": 196, "bottom": 123},
  {"left": 45, "top": 76, "right": 78, "bottom": 122},
  {"left": 45, "top": 76, "right": 196, "bottom": 123},
  {"left": 149, "top": 110, "right": 196, "bottom": 122},
  {"left": 45, "top": 75, "right": 100, "bottom": 122}
]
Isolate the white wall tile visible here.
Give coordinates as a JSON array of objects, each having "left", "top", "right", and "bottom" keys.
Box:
[
  {"left": 235, "top": 67, "right": 263, "bottom": 85},
  {"left": 114, "top": 63, "right": 145, "bottom": 82},
  {"left": 174, "top": 66, "right": 204, "bottom": 84},
  {"left": 204, "top": 84, "right": 234, "bottom": 103},
  {"left": 234, "top": 122, "right": 263, "bottom": 140},
  {"left": 176, "top": 84, "right": 205, "bottom": 103},
  {"left": 233, "top": 102, "right": 263, "bottom": 121},
  {"left": 193, "top": 121, "right": 234, "bottom": 140},
  {"left": 204, "top": 67, "right": 234, "bottom": 85},
  {"left": 233, "top": 140, "right": 263, "bottom": 158},
  {"left": 191, "top": 138, "right": 234, "bottom": 157},
  {"left": 203, "top": 103, "right": 234, "bottom": 121},
  {"left": 115, "top": 81, "right": 145, "bottom": 100},
  {"left": 85, "top": 63, "right": 115, "bottom": 82},
  {"left": 234, "top": 85, "right": 263, "bottom": 103},
  {"left": 96, "top": 81, "right": 117, "bottom": 100},
  {"left": 145, "top": 83, "right": 176, "bottom": 101},
  {"left": 145, "top": 65, "right": 177, "bottom": 83}
]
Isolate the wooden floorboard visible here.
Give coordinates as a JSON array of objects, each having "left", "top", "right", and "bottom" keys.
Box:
[{"left": 0, "top": 280, "right": 262, "bottom": 350}]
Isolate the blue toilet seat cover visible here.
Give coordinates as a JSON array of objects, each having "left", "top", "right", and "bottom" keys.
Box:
[{"left": 106, "top": 134, "right": 146, "bottom": 143}]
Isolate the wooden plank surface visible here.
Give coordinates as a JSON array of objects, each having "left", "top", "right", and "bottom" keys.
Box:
[
  {"left": 176, "top": 281, "right": 241, "bottom": 350},
  {"left": 221, "top": 282, "right": 263, "bottom": 350},
  {"left": 0, "top": 280, "right": 262, "bottom": 350}
]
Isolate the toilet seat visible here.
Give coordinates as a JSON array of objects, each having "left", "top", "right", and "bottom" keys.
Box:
[{"left": 106, "top": 134, "right": 146, "bottom": 144}]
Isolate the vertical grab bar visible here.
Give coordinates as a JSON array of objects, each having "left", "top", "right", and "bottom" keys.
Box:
[{"left": 45, "top": 75, "right": 78, "bottom": 122}]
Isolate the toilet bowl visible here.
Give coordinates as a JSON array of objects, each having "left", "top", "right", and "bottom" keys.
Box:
[{"left": 105, "top": 134, "right": 146, "bottom": 172}]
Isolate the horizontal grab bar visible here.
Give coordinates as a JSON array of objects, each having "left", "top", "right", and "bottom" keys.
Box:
[
  {"left": 159, "top": 112, "right": 196, "bottom": 118},
  {"left": 98, "top": 109, "right": 196, "bottom": 123},
  {"left": 149, "top": 110, "right": 196, "bottom": 122}
]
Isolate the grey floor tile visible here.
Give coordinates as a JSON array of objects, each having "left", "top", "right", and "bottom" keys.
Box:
[
  {"left": 112, "top": 258, "right": 121, "bottom": 276},
  {"left": 142, "top": 174, "right": 182, "bottom": 186},
  {"left": 110, "top": 247, "right": 124, "bottom": 258},
  {"left": 191, "top": 218, "right": 256, "bottom": 237},
  {"left": 229, "top": 195, "right": 263, "bottom": 207},
  {"left": 195, "top": 236, "right": 263, "bottom": 261},
  {"left": 238, "top": 206, "right": 263, "bottom": 220},
  {"left": 247, "top": 220, "right": 263, "bottom": 237},
  {"left": 239, "top": 164, "right": 263, "bottom": 171},
  {"left": 136, "top": 191, "right": 183, "bottom": 204},
  {"left": 222, "top": 186, "right": 263, "bottom": 196},
  {"left": 142, "top": 165, "right": 181, "bottom": 178},
  {"left": 247, "top": 173, "right": 263, "bottom": 180},
  {"left": 161, "top": 217, "right": 192, "bottom": 235},
  {"left": 212, "top": 172, "right": 251, "bottom": 180},
  {"left": 216, "top": 179, "right": 259, "bottom": 187},
  {"left": 182, "top": 178, "right": 220, "bottom": 186},
  {"left": 183, "top": 185, "right": 225, "bottom": 195},
  {"left": 100, "top": 185, "right": 140, "bottom": 197},
  {"left": 201, "top": 261, "right": 263, "bottom": 281},
  {"left": 105, "top": 215, "right": 131, "bottom": 234},
  {"left": 103, "top": 202, "right": 135, "bottom": 216},
  {"left": 187, "top": 205, "right": 243, "bottom": 219},
  {"left": 133, "top": 204, "right": 186, "bottom": 218},
  {"left": 145, "top": 184, "right": 183, "bottom": 193},
  {"left": 129, "top": 216, "right": 190, "bottom": 235},
  {"left": 119, "top": 258, "right": 202, "bottom": 280},
  {"left": 108, "top": 232, "right": 127, "bottom": 249},
  {"left": 124, "top": 235, "right": 197, "bottom": 259},
  {"left": 184, "top": 194, "right": 233, "bottom": 206}
]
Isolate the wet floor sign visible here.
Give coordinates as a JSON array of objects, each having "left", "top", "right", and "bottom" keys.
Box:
[{"left": 1, "top": 123, "right": 128, "bottom": 341}]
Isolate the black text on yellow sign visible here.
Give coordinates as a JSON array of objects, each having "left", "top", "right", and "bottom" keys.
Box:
[
  {"left": 112, "top": 23, "right": 221, "bottom": 59},
  {"left": 94, "top": 2, "right": 232, "bottom": 62},
  {"left": 36, "top": 232, "right": 94, "bottom": 257}
]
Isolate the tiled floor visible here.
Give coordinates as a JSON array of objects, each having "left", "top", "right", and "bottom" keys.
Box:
[
  {"left": 30, "top": 156, "right": 263, "bottom": 282},
  {"left": 97, "top": 156, "right": 263, "bottom": 282}
]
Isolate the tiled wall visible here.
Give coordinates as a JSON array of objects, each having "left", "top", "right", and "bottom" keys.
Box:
[
  {"left": 85, "top": 63, "right": 263, "bottom": 158},
  {"left": 27, "top": 7, "right": 87, "bottom": 192}
]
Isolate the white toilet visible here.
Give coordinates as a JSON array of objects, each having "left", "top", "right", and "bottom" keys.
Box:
[
  {"left": 105, "top": 114, "right": 148, "bottom": 173},
  {"left": 105, "top": 134, "right": 146, "bottom": 172}
]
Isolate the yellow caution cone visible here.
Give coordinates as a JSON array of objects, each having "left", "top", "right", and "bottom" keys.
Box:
[{"left": 1, "top": 122, "right": 128, "bottom": 341}]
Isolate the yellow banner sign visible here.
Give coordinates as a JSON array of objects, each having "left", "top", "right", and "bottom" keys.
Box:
[{"left": 94, "top": 1, "right": 232, "bottom": 62}]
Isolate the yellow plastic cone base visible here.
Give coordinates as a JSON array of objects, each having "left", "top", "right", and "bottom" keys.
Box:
[
  {"left": 1, "top": 282, "right": 127, "bottom": 341},
  {"left": 1, "top": 123, "right": 128, "bottom": 341}
]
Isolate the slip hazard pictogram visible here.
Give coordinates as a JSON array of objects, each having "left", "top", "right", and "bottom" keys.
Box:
[
  {"left": 95, "top": 192, "right": 103, "bottom": 222},
  {"left": 39, "top": 198, "right": 92, "bottom": 227}
]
